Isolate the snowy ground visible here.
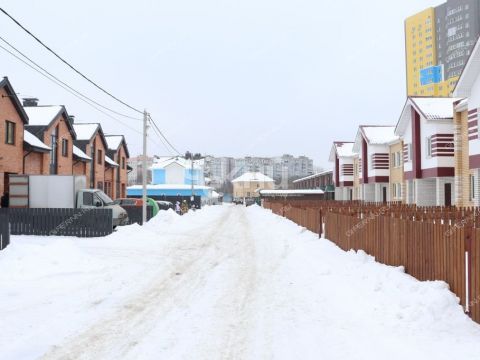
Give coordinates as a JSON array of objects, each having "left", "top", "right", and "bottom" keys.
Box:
[{"left": 1, "top": 204, "right": 480, "bottom": 360}]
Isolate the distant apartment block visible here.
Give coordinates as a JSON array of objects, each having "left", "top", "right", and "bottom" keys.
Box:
[
  {"left": 204, "top": 154, "right": 314, "bottom": 190},
  {"left": 127, "top": 155, "right": 154, "bottom": 185},
  {"left": 405, "top": 0, "right": 480, "bottom": 96}
]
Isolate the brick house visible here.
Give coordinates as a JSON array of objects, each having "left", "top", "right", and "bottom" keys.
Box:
[
  {"left": 105, "top": 135, "right": 130, "bottom": 199},
  {"left": 73, "top": 123, "right": 107, "bottom": 190},
  {"left": 352, "top": 125, "right": 398, "bottom": 203},
  {"left": 0, "top": 77, "right": 29, "bottom": 196},
  {"left": 395, "top": 97, "right": 461, "bottom": 206},
  {"left": 72, "top": 144, "right": 92, "bottom": 178},
  {"left": 23, "top": 100, "right": 76, "bottom": 176}
]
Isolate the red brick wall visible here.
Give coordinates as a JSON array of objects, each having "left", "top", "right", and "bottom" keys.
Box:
[
  {"left": 118, "top": 145, "right": 128, "bottom": 198},
  {"left": 73, "top": 161, "right": 86, "bottom": 176},
  {"left": 41, "top": 115, "right": 73, "bottom": 175},
  {"left": 0, "top": 87, "right": 25, "bottom": 195},
  {"left": 24, "top": 152, "right": 43, "bottom": 175},
  {"left": 83, "top": 133, "right": 106, "bottom": 189}
]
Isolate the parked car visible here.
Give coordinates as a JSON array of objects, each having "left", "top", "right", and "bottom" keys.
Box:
[
  {"left": 115, "top": 197, "right": 160, "bottom": 217},
  {"left": 156, "top": 200, "right": 174, "bottom": 211},
  {"left": 114, "top": 198, "right": 143, "bottom": 207}
]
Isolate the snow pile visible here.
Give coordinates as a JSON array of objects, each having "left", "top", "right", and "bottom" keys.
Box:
[{"left": 1, "top": 204, "right": 480, "bottom": 359}]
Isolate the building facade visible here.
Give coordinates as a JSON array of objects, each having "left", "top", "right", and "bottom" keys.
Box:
[
  {"left": 232, "top": 172, "right": 275, "bottom": 200},
  {"left": 395, "top": 97, "right": 460, "bottom": 206},
  {"left": 329, "top": 142, "right": 355, "bottom": 201},
  {"left": 406, "top": 0, "right": 480, "bottom": 96}
]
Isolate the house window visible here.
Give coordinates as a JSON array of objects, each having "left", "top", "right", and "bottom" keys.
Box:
[
  {"left": 50, "top": 126, "right": 59, "bottom": 175},
  {"left": 62, "top": 138, "right": 68, "bottom": 157},
  {"left": 396, "top": 183, "right": 402, "bottom": 199},
  {"left": 97, "top": 149, "right": 103, "bottom": 165},
  {"left": 426, "top": 137, "right": 432, "bottom": 157},
  {"left": 5, "top": 121, "right": 15, "bottom": 145},
  {"left": 396, "top": 152, "right": 401, "bottom": 167},
  {"left": 471, "top": 175, "right": 475, "bottom": 201},
  {"left": 122, "top": 157, "right": 125, "bottom": 170}
]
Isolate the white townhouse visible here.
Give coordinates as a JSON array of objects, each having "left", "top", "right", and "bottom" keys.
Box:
[
  {"left": 352, "top": 125, "right": 398, "bottom": 203},
  {"left": 329, "top": 141, "right": 356, "bottom": 200},
  {"left": 395, "top": 97, "right": 462, "bottom": 206}
]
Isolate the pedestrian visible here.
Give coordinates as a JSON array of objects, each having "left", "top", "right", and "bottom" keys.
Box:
[
  {"left": 1, "top": 191, "right": 9, "bottom": 208},
  {"left": 175, "top": 201, "right": 181, "bottom": 215},
  {"left": 181, "top": 200, "right": 189, "bottom": 215}
]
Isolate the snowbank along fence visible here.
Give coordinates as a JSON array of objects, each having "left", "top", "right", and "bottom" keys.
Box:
[
  {"left": 263, "top": 199, "right": 480, "bottom": 324},
  {"left": 0, "top": 213, "right": 9, "bottom": 250},
  {"left": 0, "top": 208, "right": 113, "bottom": 237}
]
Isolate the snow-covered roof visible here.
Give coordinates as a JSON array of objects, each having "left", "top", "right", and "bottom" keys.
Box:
[
  {"left": 361, "top": 126, "right": 398, "bottom": 144},
  {"left": 258, "top": 189, "right": 324, "bottom": 196},
  {"left": 232, "top": 172, "right": 275, "bottom": 183},
  {"left": 329, "top": 142, "right": 356, "bottom": 162},
  {"left": 23, "top": 105, "right": 63, "bottom": 126},
  {"left": 211, "top": 190, "right": 220, "bottom": 198},
  {"left": 105, "top": 155, "right": 119, "bottom": 167},
  {"left": 73, "top": 145, "right": 91, "bottom": 161},
  {"left": 73, "top": 123, "right": 99, "bottom": 141},
  {"left": 293, "top": 170, "right": 333, "bottom": 183},
  {"left": 105, "top": 135, "right": 123, "bottom": 150},
  {"left": 396, "top": 97, "right": 463, "bottom": 136},
  {"left": 151, "top": 157, "right": 203, "bottom": 170},
  {"left": 410, "top": 97, "right": 462, "bottom": 120},
  {"left": 353, "top": 126, "right": 398, "bottom": 152},
  {"left": 23, "top": 130, "right": 50, "bottom": 151}
]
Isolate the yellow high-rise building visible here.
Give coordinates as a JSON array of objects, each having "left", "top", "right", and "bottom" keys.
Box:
[
  {"left": 405, "top": 8, "right": 449, "bottom": 96},
  {"left": 405, "top": 1, "right": 479, "bottom": 97}
]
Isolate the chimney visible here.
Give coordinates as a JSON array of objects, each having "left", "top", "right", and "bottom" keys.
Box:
[
  {"left": 22, "top": 97, "right": 39, "bottom": 107},
  {"left": 68, "top": 115, "right": 75, "bottom": 125}
]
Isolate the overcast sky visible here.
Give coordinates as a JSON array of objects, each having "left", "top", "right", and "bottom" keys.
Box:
[{"left": 1, "top": 0, "right": 441, "bottom": 168}]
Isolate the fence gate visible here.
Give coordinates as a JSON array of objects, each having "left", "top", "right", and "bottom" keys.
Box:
[{"left": 0, "top": 213, "right": 9, "bottom": 250}]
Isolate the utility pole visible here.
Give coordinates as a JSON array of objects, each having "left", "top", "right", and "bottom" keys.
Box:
[{"left": 142, "top": 110, "right": 149, "bottom": 225}]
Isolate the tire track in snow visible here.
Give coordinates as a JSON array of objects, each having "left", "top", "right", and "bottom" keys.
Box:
[{"left": 41, "top": 207, "right": 237, "bottom": 360}]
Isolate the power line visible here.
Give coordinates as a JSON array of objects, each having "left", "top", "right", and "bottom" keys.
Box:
[
  {"left": 149, "top": 121, "right": 178, "bottom": 155},
  {"left": 0, "top": 35, "right": 141, "bottom": 121},
  {"left": 149, "top": 115, "right": 183, "bottom": 156},
  {"left": 0, "top": 42, "right": 142, "bottom": 135},
  {"left": 0, "top": 6, "right": 143, "bottom": 114}
]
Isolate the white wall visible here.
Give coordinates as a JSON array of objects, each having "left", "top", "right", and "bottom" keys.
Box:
[
  {"left": 338, "top": 157, "right": 354, "bottom": 183},
  {"left": 368, "top": 144, "right": 390, "bottom": 178},
  {"left": 420, "top": 119, "right": 455, "bottom": 169},
  {"left": 165, "top": 163, "right": 185, "bottom": 184},
  {"left": 403, "top": 119, "right": 413, "bottom": 173}
]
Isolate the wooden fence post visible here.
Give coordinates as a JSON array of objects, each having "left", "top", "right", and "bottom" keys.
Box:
[
  {"left": 465, "top": 221, "right": 473, "bottom": 315},
  {"left": 319, "top": 209, "right": 323, "bottom": 238}
]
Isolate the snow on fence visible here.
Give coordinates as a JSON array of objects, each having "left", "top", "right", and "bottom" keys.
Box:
[
  {"left": 263, "top": 199, "right": 480, "bottom": 324},
  {"left": 0, "top": 213, "right": 9, "bottom": 250},
  {"left": 0, "top": 208, "right": 113, "bottom": 237}
]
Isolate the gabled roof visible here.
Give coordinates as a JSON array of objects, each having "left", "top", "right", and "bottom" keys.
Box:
[
  {"left": 293, "top": 169, "right": 333, "bottom": 183},
  {"left": 0, "top": 77, "right": 29, "bottom": 124},
  {"left": 353, "top": 125, "right": 398, "bottom": 152},
  {"left": 328, "top": 141, "right": 356, "bottom": 162},
  {"left": 72, "top": 122, "right": 108, "bottom": 150},
  {"left": 232, "top": 172, "right": 275, "bottom": 183},
  {"left": 23, "top": 104, "right": 76, "bottom": 139},
  {"left": 105, "top": 134, "right": 130, "bottom": 158},
  {"left": 453, "top": 36, "right": 480, "bottom": 97},
  {"left": 151, "top": 156, "right": 203, "bottom": 170},
  {"left": 105, "top": 155, "right": 119, "bottom": 167},
  {"left": 73, "top": 145, "right": 91, "bottom": 162},
  {"left": 23, "top": 130, "right": 50, "bottom": 153},
  {"left": 395, "top": 97, "right": 463, "bottom": 136}
]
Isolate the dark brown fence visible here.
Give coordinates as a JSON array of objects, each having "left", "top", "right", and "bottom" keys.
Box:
[
  {"left": 0, "top": 213, "right": 9, "bottom": 250},
  {"left": 263, "top": 198, "right": 480, "bottom": 324},
  {"left": 0, "top": 208, "right": 113, "bottom": 237}
]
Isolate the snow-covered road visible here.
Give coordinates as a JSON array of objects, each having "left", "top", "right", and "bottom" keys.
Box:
[{"left": 2, "top": 205, "right": 480, "bottom": 359}]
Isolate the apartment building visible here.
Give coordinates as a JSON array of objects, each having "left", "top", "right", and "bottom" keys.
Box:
[{"left": 406, "top": 0, "right": 480, "bottom": 96}]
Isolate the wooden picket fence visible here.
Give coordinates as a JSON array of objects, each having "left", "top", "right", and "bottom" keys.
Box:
[{"left": 263, "top": 198, "right": 480, "bottom": 324}]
